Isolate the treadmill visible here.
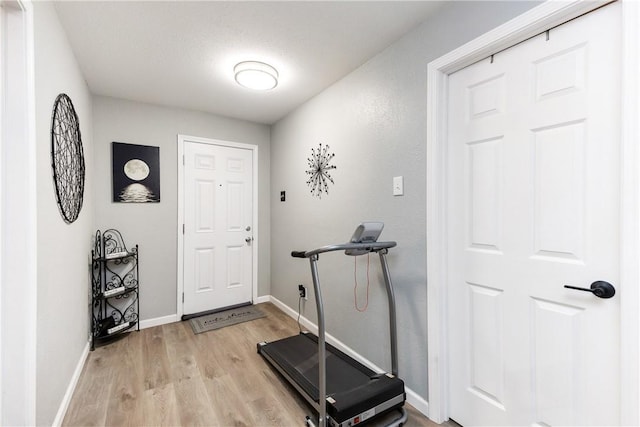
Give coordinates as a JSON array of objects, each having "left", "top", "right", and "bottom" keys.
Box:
[{"left": 258, "top": 223, "right": 407, "bottom": 427}]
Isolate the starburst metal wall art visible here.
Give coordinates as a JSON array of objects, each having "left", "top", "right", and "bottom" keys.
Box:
[
  {"left": 305, "top": 143, "right": 337, "bottom": 199},
  {"left": 50, "top": 93, "right": 85, "bottom": 224}
]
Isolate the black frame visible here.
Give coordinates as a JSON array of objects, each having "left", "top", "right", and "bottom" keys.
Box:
[
  {"left": 50, "top": 93, "right": 85, "bottom": 223},
  {"left": 112, "top": 142, "right": 160, "bottom": 203}
]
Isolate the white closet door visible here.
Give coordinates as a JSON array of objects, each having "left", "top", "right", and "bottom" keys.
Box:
[{"left": 447, "top": 3, "right": 621, "bottom": 425}]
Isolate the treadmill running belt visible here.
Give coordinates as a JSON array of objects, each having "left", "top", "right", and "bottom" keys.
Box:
[
  {"left": 263, "top": 333, "right": 373, "bottom": 401},
  {"left": 259, "top": 332, "right": 405, "bottom": 423}
]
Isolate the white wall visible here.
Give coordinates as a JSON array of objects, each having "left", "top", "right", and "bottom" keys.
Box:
[
  {"left": 92, "top": 96, "right": 271, "bottom": 321},
  {"left": 270, "top": 0, "right": 540, "bottom": 402},
  {"left": 32, "top": 2, "right": 94, "bottom": 425}
]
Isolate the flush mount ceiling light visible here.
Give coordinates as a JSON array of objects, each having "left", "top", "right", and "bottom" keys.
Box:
[{"left": 234, "top": 61, "right": 278, "bottom": 90}]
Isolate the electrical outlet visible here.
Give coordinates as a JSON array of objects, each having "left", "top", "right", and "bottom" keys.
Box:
[{"left": 298, "top": 284, "right": 307, "bottom": 300}]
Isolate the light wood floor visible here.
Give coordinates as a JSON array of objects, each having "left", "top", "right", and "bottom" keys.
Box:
[{"left": 63, "top": 303, "right": 439, "bottom": 426}]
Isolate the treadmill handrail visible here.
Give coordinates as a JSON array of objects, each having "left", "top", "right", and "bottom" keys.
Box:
[
  {"left": 291, "top": 241, "right": 397, "bottom": 258},
  {"left": 292, "top": 240, "right": 401, "bottom": 427}
]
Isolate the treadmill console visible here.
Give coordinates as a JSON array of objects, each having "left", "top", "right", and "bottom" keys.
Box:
[
  {"left": 349, "top": 222, "right": 384, "bottom": 243},
  {"left": 346, "top": 222, "right": 384, "bottom": 256}
]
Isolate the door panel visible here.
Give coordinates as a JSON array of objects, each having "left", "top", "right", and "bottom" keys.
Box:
[
  {"left": 468, "top": 137, "right": 503, "bottom": 251},
  {"left": 530, "top": 297, "right": 584, "bottom": 427},
  {"left": 468, "top": 283, "right": 505, "bottom": 409},
  {"left": 532, "top": 122, "right": 585, "bottom": 260},
  {"left": 195, "top": 248, "right": 215, "bottom": 292},
  {"left": 184, "top": 141, "right": 253, "bottom": 315},
  {"left": 447, "top": 4, "right": 620, "bottom": 426},
  {"left": 195, "top": 179, "right": 215, "bottom": 231}
]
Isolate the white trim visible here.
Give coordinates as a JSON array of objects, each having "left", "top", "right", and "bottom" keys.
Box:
[
  {"left": 253, "top": 295, "right": 270, "bottom": 304},
  {"left": 619, "top": 1, "right": 640, "bottom": 424},
  {"left": 427, "top": 0, "right": 611, "bottom": 78},
  {"left": 0, "top": 1, "right": 37, "bottom": 425},
  {"left": 24, "top": 2, "right": 36, "bottom": 423},
  {"left": 405, "top": 388, "right": 429, "bottom": 419},
  {"left": 0, "top": 5, "right": 6, "bottom": 423},
  {"left": 267, "top": 296, "right": 428, "bottom": 417},
  {"left": 139, "top": 314, "right": 179, "bottom": 330},
  {"left": 177, "top": 135, "right": 185, "bottom": 318},
  {"left": 426, "top": 0, "right": 636, "bottom": 424},
  {"left": 176, "top": 134, "right": 259, "bottom": 319},
  {"left": 52, "top": 342, "right": 90, "bottom": 427}
]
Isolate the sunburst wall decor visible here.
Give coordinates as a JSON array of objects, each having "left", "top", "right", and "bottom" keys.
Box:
[{"left": 306, "top": 143, "right": 337, "bottom": 199}]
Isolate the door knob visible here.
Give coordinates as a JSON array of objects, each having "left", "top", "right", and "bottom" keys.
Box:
[
  {"left": 564, "top": 281, "right": 615, "bottom": 299},
  {"left": 245, "top": 237, "right": 253, "bottom": 244}
]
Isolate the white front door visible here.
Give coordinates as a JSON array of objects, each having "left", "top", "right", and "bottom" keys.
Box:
[
  {"left": 447, "top": 3, "right": 620, "bottom": 426},
  {"left": 183, "top": 140, "right": 254, "bottom": 316}
]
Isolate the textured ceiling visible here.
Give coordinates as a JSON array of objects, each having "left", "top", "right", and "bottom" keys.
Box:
[{"left": 54, "top": 1, "right": 445, "bottom": 124}]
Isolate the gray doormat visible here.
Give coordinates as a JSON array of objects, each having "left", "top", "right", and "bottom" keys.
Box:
[{"left": 189, "top": 305, "right": 266, "bottom": 334}]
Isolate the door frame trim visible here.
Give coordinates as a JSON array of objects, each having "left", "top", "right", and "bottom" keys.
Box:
[
  {"left": 176, "top": 134, "right": 259, "bottom": 319},
  {"left": 426, "top": 0, "right": 639, "bottom": 423},
  {"left": 0, "top": 1, "right": 37, "bottom": 424}
]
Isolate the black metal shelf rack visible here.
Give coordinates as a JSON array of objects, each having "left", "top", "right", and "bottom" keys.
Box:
[{"left": 91, "top": 229, "right": 140, "bottom": 350}]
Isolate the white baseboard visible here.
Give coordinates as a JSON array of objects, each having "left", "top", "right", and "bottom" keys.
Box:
[
  {"left": 52, "top": 341, "right": 90, "bottom": 427},
  {"left": 253, "top": 295, "right": 271, "bottom": 304},
  {"left": 139, "top": 314, "right": 179, "bottom": 330},
  {"left": 267, "top": 295, "right": 429, "bottom": 418},
  {"left": 406, "top": 388, "right": 429, "bottom": 418}
]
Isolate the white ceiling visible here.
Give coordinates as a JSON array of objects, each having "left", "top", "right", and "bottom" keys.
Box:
[{"left": 54, "top": 1, "right": 446, "bottom": 124}]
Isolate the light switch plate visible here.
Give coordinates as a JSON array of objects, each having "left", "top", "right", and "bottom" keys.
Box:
[{"left": 393, "top": 176, "right": 404, "bottom": 196}]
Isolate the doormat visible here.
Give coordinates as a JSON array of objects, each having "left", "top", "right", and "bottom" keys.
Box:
[{"left": 189, "top": 305, "right": 266, "bottom": 334}]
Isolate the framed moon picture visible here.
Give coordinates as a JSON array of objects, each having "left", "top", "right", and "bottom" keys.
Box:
[{"left": 112, "top": 142, "right": 160, "bottom": 203}]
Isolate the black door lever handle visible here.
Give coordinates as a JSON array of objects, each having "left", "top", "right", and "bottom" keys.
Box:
[{"left": 564, "top": 281, "right": 615, "bottom": 299}]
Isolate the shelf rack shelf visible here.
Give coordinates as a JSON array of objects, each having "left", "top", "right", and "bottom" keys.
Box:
[{"left": 91, "top": 229, "right": 140, "bottom": 350}]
